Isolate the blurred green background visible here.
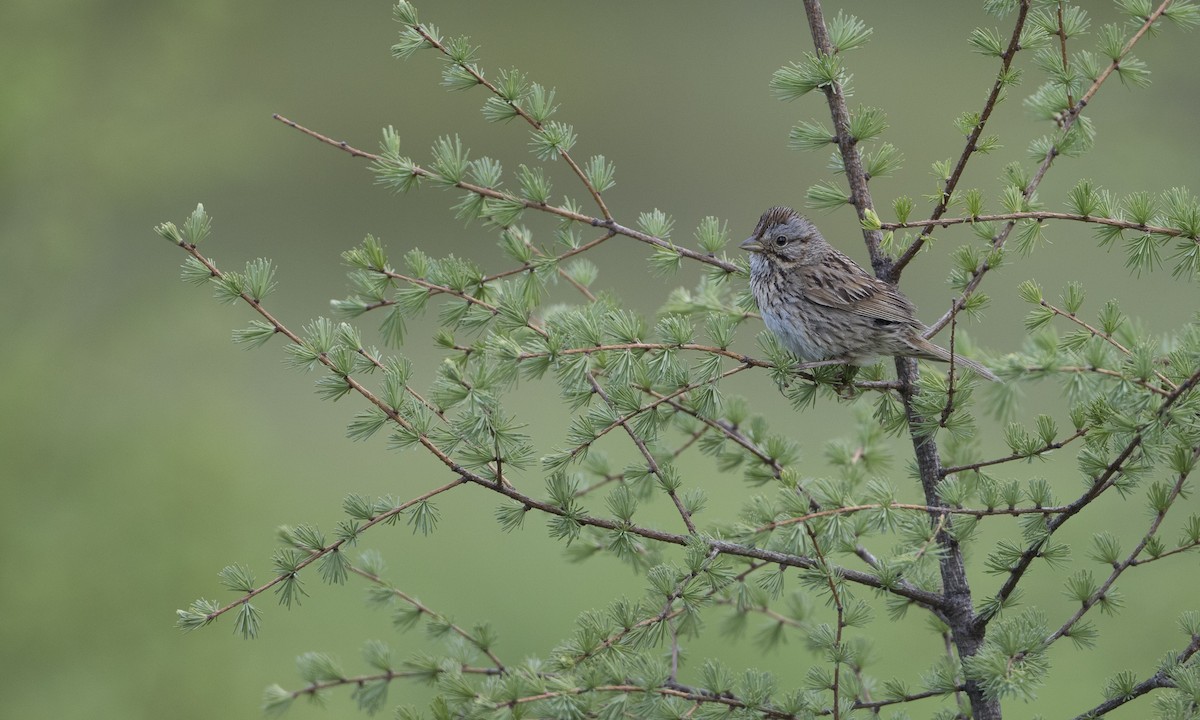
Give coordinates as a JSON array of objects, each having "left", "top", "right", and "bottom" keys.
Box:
[{"left": 2, "top": 1, "right": 1197, "bottom": 718}]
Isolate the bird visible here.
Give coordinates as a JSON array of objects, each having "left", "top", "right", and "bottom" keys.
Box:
[{"left": 740, "top": 206, "right": 999, "bottom": 381}]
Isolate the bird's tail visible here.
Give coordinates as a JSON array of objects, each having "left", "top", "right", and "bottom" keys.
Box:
[{"left": 912, "top": 338, "right": 1000, "bottom": 382}]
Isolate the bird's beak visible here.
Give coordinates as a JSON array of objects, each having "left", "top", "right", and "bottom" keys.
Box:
[{"left": 739, "top": 236, "right": 761, "bottom": 253}]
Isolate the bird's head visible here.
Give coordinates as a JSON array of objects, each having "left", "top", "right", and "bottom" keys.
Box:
[{"left": 738, "top": 206, "right": 826, "bottom": 265}]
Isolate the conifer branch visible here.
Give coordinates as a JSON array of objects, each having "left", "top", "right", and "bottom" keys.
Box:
[
  {"left": 803, "top": 524, "right": 846, "bottom": 719},
  {"left": 1057, "top": 1, "right": 1075, "bottom": 110},
  {"left": 522, "top": 342, "right": 771, "bottom": 368},
  {"left": 926, "top": 0, "right": 1179, "bottom": 337},
  {"left": 180, "top": 477, "right": 466, "bottom": 627},
  {"left": 371, "top": 228, "right": 614, "bottom": 305},
  {"left": 1034, "top": 298, "right": 1177, "bottom": 389},
  {"left": 171, "top": 240, "right": 945, "bottom": 620},
  {"left": 274, "top": 665, "right": 501, "bottom": 705},
  {"left": 756, "top": 501, "right": 1074, "bottom": 535},
  {"left": 481, "top": 473, "right": 949, "bottom": 607},
  {"left": 272, "top": 114, "right": 738, "bottom": 272},
  {"left": 570, "top": 549, "right": 720, "bottom": 667},
  {"left": 352, "top": 343, "right": 448, "bottom": 421},
  {"left": 883, "top": 211, "right": 1196, "bottom": 241},
  {"left": 980, "top": 364, "right": 1200, "bottom": 629},
  {"left": 558, "top": 363, "right": 753, "bottom": 466},
  {"left": 586, "top": 372, "right": 697, "bottom": 534},
  {"left": 168, "top": 236, "right": 948, "bottom": 609},
  {"left": 158, "top": 3, "right": 1200, "bottom": 715},
  {"left": 348, "top": 564, "right": 507, "bottom": 670},
  {"left": 488, "top": 679, "right": 959, "bottom": 718},
  {"left": 801, "top": 0, "right": 886, "bottom": 276},
  {"left": 1067, "top": 631, "right": 1200, "bottom": 719},
  {"left": 940, "top": 426, "right": 1089, "bottom": 476},
  {"left": 641, "top": 391, "right": 787, "bottom": 480},
  {"left": 801, "top": 3, "right": 998, "bottom": 715},
  {"left": 1044, "top": 445, "right": 1200, "bottom": 647},
  {"left": 1018, "top": 364, "right": 1173, "bottom": 398},
  {"left": 888, "top": 0, "right": 1031, "bottom": 280},
  {"left": 401, "top": 18, "right": 613, "bottom": 221},
  {"left": 572, "top": 425, "right": 709, "bottom": 499}
]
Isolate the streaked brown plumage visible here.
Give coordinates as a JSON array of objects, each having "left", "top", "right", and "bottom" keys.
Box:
[{"left": 741, "top": 206, "right": 998, "bottom": 381}]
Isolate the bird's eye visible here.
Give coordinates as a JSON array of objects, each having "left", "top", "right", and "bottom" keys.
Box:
[{"left": 773, "top": 235, "right": 789, "bottom": 247}]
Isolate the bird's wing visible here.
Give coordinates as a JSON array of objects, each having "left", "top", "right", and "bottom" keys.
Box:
[{"left": 801, "top": 252, "right": 918, "bottom": 325}]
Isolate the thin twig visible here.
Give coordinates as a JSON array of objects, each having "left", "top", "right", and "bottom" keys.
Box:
[
  {"left": 940, "top": 426, "right": 1088, "bottom": 476},
  {"left": 925, "top": 0, "right": 1178, "bottom": 337},
  {"left": 1020, "top": 364, "right": 1172, "bottom": 398},
  {"left": 403, "top": 20, "right": 613, "bottom": 221},
  {"left": 802, "top": 522, "right": 845, "bottom": 719},
  {"left": 587, "top": 372, "right": 696, "bottom": 534},
  {"left": 186, "top": 477, "right": 466, "bottom": 625},
  {"left": 882, "top": 211, "right": 1195, "bottom": 240},
  {"left": 1068, "top": 632, "right": 1200, "bottom": 720},
  {"left": 272, "top": 114, "right": 739, "bottom": 273},
  {"left": 801, "top": 0, "right": 887, "bottom": 276},
  {"left": 755, "top": 501, "right": 1072, "bottom": 535},
  {"left": 174, "top": 237, "right": 944, "bottom": 613},
  {"left": 980, "top": 364, "right": 1200, "bottom": 629},
  {"left": 523, "top": 342, "right": 770, "bottom": 368},
  {"left": 1044, "top": 445, "right": 1200, "bottom": 647},
  {"left": 888, "top": 0, "right": 1032, "bottom": 280},
  {"left": 348, "top": 564, "right": 506, "bottom": 670},
  {"left": 939, "top": 301, "right": 959, "bottom": 429},
  {"left": 560, "top": 364, "right": 753, "bottom": 466},
  {"left": 277, "top": 665, "right": 502, "bottom": 703},
  {"left": 1036, "top": 298, "right": 1177, "bottom": 390},
  {"left": 1057, "top": 1, "right": 1075, "bottom": 110}
]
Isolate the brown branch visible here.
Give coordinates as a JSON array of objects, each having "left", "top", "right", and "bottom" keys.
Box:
[
  {"left": 940, "top": 426, "right": 1088, "bottom": 476},
  {"left": 643, "top": 391, "right": 786, "bottom": 480},
  {"left": 483, "top": 470, "right": 948, "bottom": 607},
  {"left": 802, "top": 522, "right": 845, "bottom": 719},
  {"left": 1068, "top": 631, "right": 1200, "bottom": 720},
  {"left": 454, "top": 229, "right": 616, "bottom": 296},
  {"left": 573, "top": 425, "right": 707, "bottom": 499},
  {"left": 571, "top": 547, "right": 719, "bottom": 666},
  {"left": 183, "top": 476, "right": 466, "bottom": 626},
  {"left": 495, "top": 678, "right": 958, "bottom": 718},
  {"left": 277, "top": 664, "right": 501, "bottom": 702},
  {"left": 755, "top": 501, "right": 1072, "bottom": 535},
  {"left": 403, "top": 20, "right": 613, "bottom": 221},
  {"left": 980, "top": 364, "right": 1200, "bottom": 630},
  {"left": 882, "top": 210, "right": 1194, "bottom": 241},
  {"left": 801, "top": 3, "right": 997, "bottom": 714},
  {"left": 348, "top": 564, "right": 506, "bottom": 671},
  {"left": 1044, "top": 444, "right": 1200, "bottom": 648},
  {"left": 559, "top": 364, "right": 753, "bottom": 466},
  {"left": 372, "top": 268, "right": 553, "bottom": 356},
  {"left": 520, "top": 343, "right": 902, "bottom": 390},
  {"left": 643, "top": 386, "right": 949, "bottom": 613},
  {"left": 1036, "top": 298, "right": 1178, "bottom": 390},
  {"left": 897, "top": 356, "right": 995, "bottom": 717},
  {"left": 1128, "top": 539, "right": 1200, "bottom": 567},
  {"left": 939, "top": 303, "right": 959, "bottom": 429},
  {"left": 349, "top": 339, "right": 450, "bottom": 422},
  {"left": 521, "top": 342, "right": 771, "bottom": 368},
  {"left": 1020, "top": 364, "right": 1172, "bottom": 398},
  {"left": 272, "top": 114, "right": 738, "bottom": 273},
  {"left": 801, "top": 0, "right": 886, "bottom": 276},
  {"left": 586, "top": 372, "right": 697, "bottom": 534},
  {"left": 888, "top": 0, "right": 1031, "bottom": 280},
  {"left": 925, "top": 0, "right": 1177, "bottom": 337}
]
